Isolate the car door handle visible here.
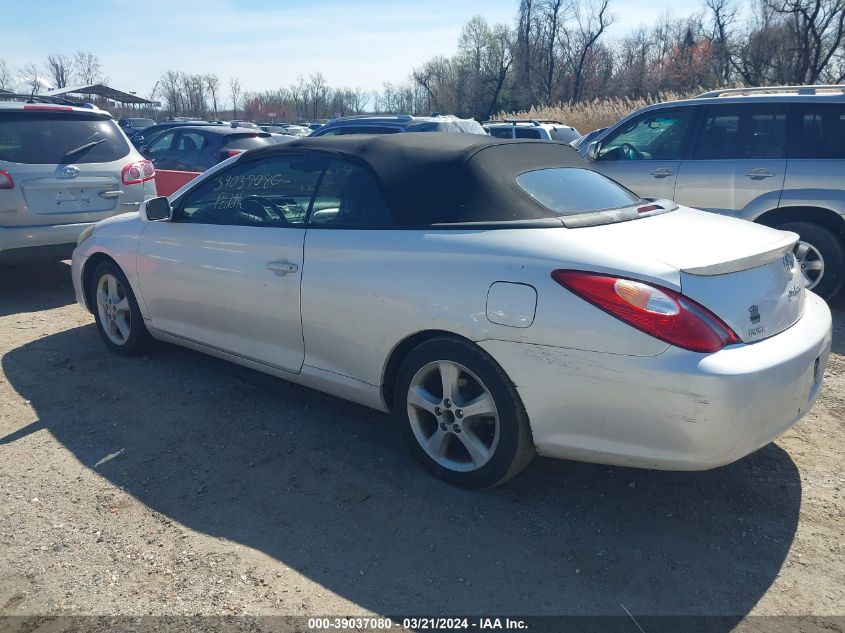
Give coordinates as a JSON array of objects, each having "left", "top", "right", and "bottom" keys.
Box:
[
  {"left": 266, "top": 260, "right": 299, "bottom": 276},
  {"left": 745, "top": 169, "right": 775, "bottom": 179},
  {"left": 649, "top": 168, "right": 674, "bottom": 178}
]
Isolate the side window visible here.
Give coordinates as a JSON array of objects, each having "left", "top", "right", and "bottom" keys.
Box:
[
  {"left": 515, "top": 127, "right": 543, "bottom": 139},
  {"left": 790, "top": 104, "right": 845, "bottom": 159},
  {"left": 175, "top": 131, "right": 206, "bottom": 152},
  {"left": 147, "top": 131, "right": 175, "bottom": 154},
  {"left": 694, "top": 106, "right": 785, "bottom": 159},
  {"left": 177, "top": 154, "right": 327, "bottom": 228},
  {"left": 598, "top": 109, "right": 693, "bottom": 161},
  {"left": 309, "top": 159, "right": 394, "bottom": 227},
  {"left": 488, "top": 127, "right": 513, "bottom": 139},
  {"left": 344, "top": 126, "right": 399, "bottom": 135}
]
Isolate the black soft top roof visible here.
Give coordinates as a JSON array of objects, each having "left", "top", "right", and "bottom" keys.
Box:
[{"left": 248, "top": 133, "right": 588, "bottom": 225}]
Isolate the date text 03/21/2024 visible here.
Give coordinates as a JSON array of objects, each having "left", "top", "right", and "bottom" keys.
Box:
[{"left": 307, "top": 617, "right": 528, "bottom": 630}]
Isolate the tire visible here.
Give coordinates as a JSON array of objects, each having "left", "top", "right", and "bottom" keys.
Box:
[
  {"left": 89, "top": 261, "right": 150, "bottom": 356},
  {"left": 776, "top": 222, "right": 844, "bottom": 300},
  {"left": 394, "top": 337, "right": 535, "bottom": 488}
]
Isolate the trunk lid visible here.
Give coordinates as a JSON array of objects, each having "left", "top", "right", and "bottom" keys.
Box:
[
  {"left": 572, "top": 206, "right": 804, "bottom": 343},
  {"left": 22, "top": 168, "right": 120, "bottom": 214}
]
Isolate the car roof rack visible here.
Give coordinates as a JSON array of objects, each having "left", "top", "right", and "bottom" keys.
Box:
[
  {"left": 487, "top": 118, "right": 570, "bottom": 127},
  {"left": 695, "top": 85, "right": 845, "bottom": 98},
  {"left": 0, "top": 92, "right": 77, "bottom": 105},
  {"left": 330, "top": 114, "right": 417, "bottom": 122}
]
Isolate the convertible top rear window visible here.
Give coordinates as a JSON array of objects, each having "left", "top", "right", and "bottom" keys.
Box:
[{"left": 516, "top": 168, "right": 639, "bottom": 216}]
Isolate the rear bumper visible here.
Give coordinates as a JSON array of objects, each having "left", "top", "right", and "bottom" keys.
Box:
[
  {"left": 480, "top": 292, "right": 833, "bottom": 470},
  {"left": 0, "top": 223, "right": 93, "bottom": 262}
]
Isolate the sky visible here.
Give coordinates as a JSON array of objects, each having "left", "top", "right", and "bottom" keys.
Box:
[{"left": 2, "top": 0, "right": 705, "bottom": 99}]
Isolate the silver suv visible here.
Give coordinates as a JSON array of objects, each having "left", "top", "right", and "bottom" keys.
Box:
[
  {"left": 580, "top": 86, "right": 845, "bottom": 298},
  {"left": 0, "top": 101, "right": 154, "bottom": 262}
]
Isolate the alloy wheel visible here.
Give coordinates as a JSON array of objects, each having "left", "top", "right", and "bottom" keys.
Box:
[
  {"left": 793, "top": 241, "right": 825, "bottom": 290},
  {"left": 406, "top": 360, "right": 500, "bottom": 472},
  {"left": 96, "top": 274, "right": 131, "bottom": 346}
]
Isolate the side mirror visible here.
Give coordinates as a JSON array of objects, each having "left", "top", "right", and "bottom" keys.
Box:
[
  {"left": 144, "top": 196, "right": 172, "bottom": 221},
  {"left": 586, "top": 140, "right": 600, "bottom": 162}
]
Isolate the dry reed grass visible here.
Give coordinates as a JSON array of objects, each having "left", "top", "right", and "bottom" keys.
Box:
[{"left": 497, "top": 91, "right": 697, "bottom": 133}]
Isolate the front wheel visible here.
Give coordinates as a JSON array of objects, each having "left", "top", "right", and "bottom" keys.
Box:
[
  {"left": 394, "top": 338, "right": 535, "bottom": 488},
  {"left": 777, "top": 222, "right": 844, "bottom": 300},
  {"left": 90, "top": 261, "right": 150, "bottom": 356}
]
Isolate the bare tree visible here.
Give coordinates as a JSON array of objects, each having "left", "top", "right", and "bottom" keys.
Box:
[
  {"left": 412, "top": 56, "right": 455, "bottom": 113},
  {"left": 204, "top": 73, "right": 220, "bottom": 117},
  {"left": 0, "top": 59, "right": 10, "bottom": 90},
  {"left": 306, "top": 72, "right": 329, "bottom": 118},
  {"left": 229, "top": 77, "right": 242, "bottom": 118},
  {"left": 19, "top": 62, "right": 43, "bottom": 94},
  {"left": 705, "top": 0, "right": 738, "bottom": 84},
  {"left": 515, "top": 0, "right": 538, "bottom": 108},
  {"left": 73, "top": 51, "right": 105, "bottom": 85},
  {"left": 764, "top": 0, "right": 845, "bottom": 83},
  {"left": 159, "top": 71, "right": 183, "bottom": 117},
  {"left": 563, "top": 0, "right": 613, "bottom": 102},
  {"left": 347, "top": 87, "right": 369, "bottom": 114},
  {"left": 486, "top": 25, "right": 515, "bottom": 119},
  {"left": 45, "top": 54, "right": 73, "bottom": 89},
  {"left": 539, "top": 0, "right": 565, "bottom": 105}
]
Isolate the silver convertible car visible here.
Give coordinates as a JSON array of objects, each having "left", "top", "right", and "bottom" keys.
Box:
[{"left": 71, "top": 134, "right": 832, "bottom": 488}]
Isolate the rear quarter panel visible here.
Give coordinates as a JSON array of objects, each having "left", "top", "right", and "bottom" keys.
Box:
[
  {"left": 301, "top": 227, "right": 674, "bottom": 388},
  {"left": 780, "top": 158, "right": 845, "bottom": 218}
]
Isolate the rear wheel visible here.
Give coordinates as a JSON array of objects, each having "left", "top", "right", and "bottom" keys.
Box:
[
  {"left": 394, "top": 338, "right": 534, "bottom": 488},
  {"left": 777, "top": 222, "right": 844, "bottom": 299},
  {"left": 90, "top": 261, "right": 150, "bottom": 356}
]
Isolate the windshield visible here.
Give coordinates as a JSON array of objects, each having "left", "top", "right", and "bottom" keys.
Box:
[
  {"left": 516, "top": 168, "right": 640, "bottom": 216},
  {"left": 0, "top": 112, "right": 130, "bottom": 164},
  {"left": 125, "top": 118, "right": 155, "bottom": 129}
]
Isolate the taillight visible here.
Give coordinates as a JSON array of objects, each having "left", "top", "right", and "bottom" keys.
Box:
[
  {"left": 0, "top": 170, "right": 13, "bottom": 189},
  {"left": 121, "top": 160, "right": 155, "bottom": 185},
  {"left": 221, "top": 149, "right": 245, "bottom": 160},
  {"left": 551, "top": 270, "right": 741, "bottom": 353}
]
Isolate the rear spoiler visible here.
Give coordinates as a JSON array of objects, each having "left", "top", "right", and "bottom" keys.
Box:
[{"left": 682, "top": 232, "right": 798, "bottom": 276}]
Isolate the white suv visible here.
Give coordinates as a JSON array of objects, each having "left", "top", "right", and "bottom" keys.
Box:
[
  {"left": 485, "top": 119, "right": 581, "bottom": 142},
  {"left": 0, "top": 99, "right": 155, "bottom": 263}
]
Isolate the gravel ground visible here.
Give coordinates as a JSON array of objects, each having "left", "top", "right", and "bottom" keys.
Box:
[{"left": 0, "top": 262, "right": 843, "bottom": 627}]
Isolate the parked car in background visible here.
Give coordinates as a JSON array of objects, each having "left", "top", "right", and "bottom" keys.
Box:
[
  {"left": 0, "top": 102, "right": 154, "bottom": 262},
  {"left": 570, "top": 127, "right": 606, "bottom": 152},
  {"left": 259, "top": 125, "right": 293, "bottom": 134},
  {"left": 306, "top": 122, "right": 324, "bottom": 131},
  {"left": 72, "top": 134, "right": 830, "bottom": 488},
  {"left": 485, "top": 119, "right": 581, "bottom": 142},
  {"left": 580, "top": 85, "right": 845, "bottom": 299},
  {"left": 310, "top": 114, "right": 487, "bottom": 136},
  {"left": 279, "top": 124, "right": 312, "bottom": 138},
  {"left": 132, "top": 121, "right": 225, "bottom": 151},
  {"left": 266, "top": 133, "right": 298, "bottom": 145},
  {"left": 118, "top": 117, "right": 156, "bottom": 140},
  {"left": 142, "top": 125, "right": 275, "bottom": 172}
]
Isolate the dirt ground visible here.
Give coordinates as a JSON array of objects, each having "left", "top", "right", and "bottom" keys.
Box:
[{"left": 0, "top": 262, "right": 843, "bottom": 628}]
